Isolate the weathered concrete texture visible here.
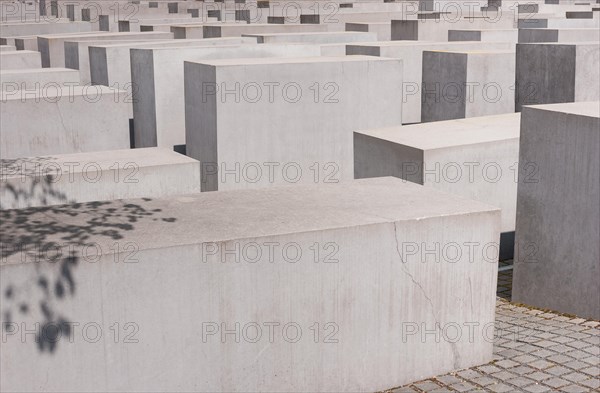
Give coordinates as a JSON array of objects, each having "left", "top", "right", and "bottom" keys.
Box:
[
  {"left": 347, "top": 41, "right": 514, "bottom": 124},
  {"left": 185, "top": 56, "right": 403, "bottom": 191},
  {"left": 88, "top": 37, "right": 256, "bottom": 87},
  {"left": 37, "top": 31, "right": 174, "bottom": 68},
  {"left": 0, "top": 50, "right": 42, "bottom": 69},
  {"left": 345, "top": 21, "right": 391, "bottom": 41},
  {"left": 202, "top": 22, "right": 329, "bottom": 37},
  {"left": 0, "top": 177, "right": 500, "bottom": 392},
  {"left": 519, "top": 28, "right": 600, "bottom": 43},
  {"left": 421, "top": 50, "right": 515, "bottom": 122},
  {"left": 131, "top": 44, "right": 321, "bottom": 151},
  {"left": 0, "top": 148, "right": 201, "bottom": 209},
  {"left": 515, "top": 42, "right": 600, "bottom": 111},
  {"left": 355, "top": 113, "right": 520, "bottom": 235},
  {"left": 513, "top": 102, "right": 600, "bottom": 320},
  {"left": 1, "top": 86, "right": 130, "bottom": 159},
  {"left": 448, "top": 29, "right": 518, "bottom": 43},
  {"left": 242, "top": 31, "right": 377, "bottom": 44},
  {"left": 0, "top": 68, "right": 79, "bottom": 89}
]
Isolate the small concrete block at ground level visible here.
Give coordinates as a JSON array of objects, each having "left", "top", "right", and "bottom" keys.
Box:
[
  {"left": 0, "top": 44, "right": 16, "bottom": 51},
  {"left": 0, "top": 177, "right": 500, "bottom": 392},
  {"left": 515, "top": 42, "right": 600, "bottom": 111},
  {"left": 513, "top": 101, "right": 600, "bottom": 320},
  {"left": 0, "top": 148, "right": 201, "bottom": 209},
  {"left": 1, "top": 86, "right": 130, "bottom": 159},
  {"left": 0, "top": 68, "right": 79, "bottom": 90},
  {"left": 422, "top": 50, "right": 515, "bottom": 122},
  {"left": 131, "top": 44, "right": 321, "bottom": 151},
  {"left": 354, "top": 113, "right": 520, "bottom": 234},
  {"left": 346, "top": 41, "right": 514, "bottom": 124},
  {"left": 0, "top": 50, "right": 41, "bottom": 69},
  {"left": 184, "top": 56, "right": 403, "bottom": 191}
]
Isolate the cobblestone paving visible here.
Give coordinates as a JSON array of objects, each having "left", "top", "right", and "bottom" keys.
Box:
[{"left": 386, "top": 265, "right": 600, "bottom": 393}]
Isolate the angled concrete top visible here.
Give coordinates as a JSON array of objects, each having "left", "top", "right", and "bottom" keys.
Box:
[
  {"left": 0, "top": 178, "right": 499, "bottom": 265},
  {"left": 524, "top": 101, "right": 600, "bottom": 118},
  {"left": 1, "top": 148, "right": 198, "bottom": 179},
  {"left": 356, "top": 113, "right": 521, "bottom": 150},
  {"left": 0, "top": 67, "right": 75, "bottom": 75},
  {"left": 518, "top": 41, "right": 600, "bottom": 46},
  {"left": 187, "top": 55, "right": 398, "bottom": 66}
]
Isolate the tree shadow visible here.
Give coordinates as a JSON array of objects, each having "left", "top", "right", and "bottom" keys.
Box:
[
  {"left": 1, "top": 157, "right": 75, "bottom": 209},
  {"left": 1, "top": 197, "right": 177, "bottom": 354}
]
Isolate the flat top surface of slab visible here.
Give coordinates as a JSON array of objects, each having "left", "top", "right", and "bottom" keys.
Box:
[
  {"left": 519, "top": 41, "right": 600, "bottom": 46},
  {"left": 188, "top": 55, "right": 396, "bottom": 66},
  {"left": 1, "top": 148, "right": 197, "bottom": 178},
  {"left": 243, "top": 32, "right": 372, "bottom": 37},
  {"left": 1, "top": 85, "right": 118, "bottom": 101},
  {"left": 0, "top": 67, "right": 75, "bottom": 75},
  {"left": 525, "top": 101, "right": 600, "bottom": 118},
  {"left": 356, "top": 113, "right": 521, "bottom": 150},
  {"left": 0, "top": 178, "right": 499, "bottom": 265},
  {"left": 426, "top": 50, "right": 515, "bottom": 54}
]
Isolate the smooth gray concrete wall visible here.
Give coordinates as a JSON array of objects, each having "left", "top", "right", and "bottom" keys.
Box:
[
  {"left": 0, "top": 177, "right": 501, "bottom": 392},
  {"left": 513, "top": 102, "right": 600, "bottom": 319}
]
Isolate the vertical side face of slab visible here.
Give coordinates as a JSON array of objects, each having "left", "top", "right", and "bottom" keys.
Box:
[
  {"left": 64, "top": 41, "right": 79, "bottom": 70},
  {"left": 353, "top": 132, "right": 424, "bottom": 184},
  {"left": 131, "top": 49, "right": 158, "bottom": 148},
  {"left": 184, "top": 62, "right": 218, "bottom": 192},
  {"left": 448, "top": 30, "right": 481, "bottom": 42},
  {"left": 513, "top": 106, "right": 600, "bottom": 319},
  {"left": 37, "top": 37, "right": 50, "bottom": 67},
  {"left": 575, "top": 44, "right": 600, "bottom": 102},
  {"left": 421, "top": 51, "right": 467, "bottom": 122},
  {"left": 391, "top": 20, "right": 418, "bottom": 40},
  {"left": 89, "top": 46, "right": 109, "bottom": 86},
  {"left": 515, "top": 44, "right": 576, "bottom": 111}
]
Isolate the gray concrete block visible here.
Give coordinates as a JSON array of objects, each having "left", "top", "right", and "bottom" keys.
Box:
[
  {"left": 1, "top": 86, "right": 130, "bottom": 159},
  {"left": 515, "top": 42, "right": 600, "bottom": 111},
  {"left": 355, "top": 113, "right": 520, "bottom": 234},
  {"left": 184, "top": 56, "right": 403, "bottom": 191},
  {"left": 513, "top": 102, "right": 600, "bottom": 320},
  {"left": 0, "top": 68, "right": 79, "bottom": 90},
  {"left": 131, "top": 44, "right": 321, "bottom": 151},
  {"left": 0, "top": 148, "right": 200, "bottom": 208},
  {"left": 422, "top": 50, "right": 515, "bottom": 122},
  {"left": 0, "top": 50, "right": 41, "bottom": 69},
  {"left": 0, "top": 177, "right": 500, "bottom": 392}
]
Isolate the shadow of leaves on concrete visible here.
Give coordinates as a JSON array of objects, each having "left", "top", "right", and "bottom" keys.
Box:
[{"left": 1, "top": 198, "right": 177, "bottom": 353}]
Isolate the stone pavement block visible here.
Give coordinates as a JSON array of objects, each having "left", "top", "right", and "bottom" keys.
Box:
[
  {"left": 513, "top": 102, "right": 600, "bottom": 320},
  {"left": 0, "top": 177, "right": 501, "bottom": 392}
]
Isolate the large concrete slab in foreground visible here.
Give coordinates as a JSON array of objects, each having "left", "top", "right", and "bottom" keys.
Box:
[
  {"left": 184, "top": 56, "right": 403, "bottom": 191},
  {"left": 0, "top": 177, "right": 500, "bottom": 392},
  {"left": 0, "top": 148, "right": 201, "bottom": 209},
  {"left": 513, "top": 102, "right": 600, "bottom": 320}
]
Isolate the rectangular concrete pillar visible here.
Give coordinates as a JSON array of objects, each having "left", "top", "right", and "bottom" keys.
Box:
[
  {"left": 513, "top": 102, "right": 600, "bottom": 320},
  {"left": 184, "top": 56, "right": 403, "bottom": 191}
]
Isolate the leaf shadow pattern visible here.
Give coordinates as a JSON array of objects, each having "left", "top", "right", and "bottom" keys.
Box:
[
  {"left": 1, "top": 198, "right": 177, "bottom": 354},
  {"left": 1, "top": 157, "right": 73, "bottom": 209}
]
